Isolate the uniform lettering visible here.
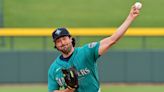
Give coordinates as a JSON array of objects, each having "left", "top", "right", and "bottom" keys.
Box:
[
  {"left": 78, "top": 68, "right": 90, "bottom": 76},
  {"left": 56, "top": 77, "right": 65, "bottom": 87}
]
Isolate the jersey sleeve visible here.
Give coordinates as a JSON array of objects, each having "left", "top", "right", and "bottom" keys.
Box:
[
  {"left": 83, "top": 42, "right": 100, "bottom": 62},
  {"left": 48, "top": 68, "right": 59, "bottom": 91}
]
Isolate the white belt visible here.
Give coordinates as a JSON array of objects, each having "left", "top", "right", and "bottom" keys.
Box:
[{"left": 98, "top": 88, "right": 101, "bottom": 92}]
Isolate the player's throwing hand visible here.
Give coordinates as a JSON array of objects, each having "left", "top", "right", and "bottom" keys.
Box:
[{"left": 129, "top": 2, "right": 142, "bottom": 19}]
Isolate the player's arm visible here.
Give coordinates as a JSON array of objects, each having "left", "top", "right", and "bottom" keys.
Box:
[{"left": 99, "top": 4, "right": 141, "bottom": 55}]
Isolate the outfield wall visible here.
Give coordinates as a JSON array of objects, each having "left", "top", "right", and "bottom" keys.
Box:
[
  {"left": 0, "top": 51, "right": 164, "bottom": 83},
  {"left": 0, "top": 28, "right": 164, "bottom": 83}
]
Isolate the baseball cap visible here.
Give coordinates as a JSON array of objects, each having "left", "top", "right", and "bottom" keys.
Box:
[{"left": 52, "top": 27, "right": 71, "bottom": 42}]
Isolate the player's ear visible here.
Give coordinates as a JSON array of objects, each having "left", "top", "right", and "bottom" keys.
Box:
[
  {"left": 68, "top": 35, "right": 75, "bottom": 47},
  {"left": 70, "top": 37, "right": 73, "bottom": 42},
  {"left": 69, "top": 36, "right": 73, "bottom": 42}
]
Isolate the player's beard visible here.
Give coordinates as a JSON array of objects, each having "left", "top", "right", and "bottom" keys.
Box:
[{"left": 60, "top": 42, "right": 72, "bottom": 55}]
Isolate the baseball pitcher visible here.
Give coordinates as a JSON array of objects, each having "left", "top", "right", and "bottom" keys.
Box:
[{"left": 48, "top": 3, "right": 141, "bottom": 92}]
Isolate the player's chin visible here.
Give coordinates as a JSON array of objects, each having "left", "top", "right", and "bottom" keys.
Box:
[
  {"left": 61, "top": 48, "right": 71, "bottom": 54},
  {"left": 61, "top": 50, "right": 70, "bottom": 54}
]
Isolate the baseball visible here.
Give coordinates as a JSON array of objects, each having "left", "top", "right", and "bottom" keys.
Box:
[{"left": 134, "top": 2, "right": 142, "bottom": 9}]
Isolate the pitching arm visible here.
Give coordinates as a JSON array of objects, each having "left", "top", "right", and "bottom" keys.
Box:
[{"left": 99, "top": 4, "right": 141, "bottom": 55}]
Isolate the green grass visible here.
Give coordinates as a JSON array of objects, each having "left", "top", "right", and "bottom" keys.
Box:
[
  {"left": 1, "top": 84, "right": 164, "bottom": 92},
  {"left": 3, "top": 0, "right": 164, "bottom": 27},
  {"left": 0, "top": 84, "right": 47, "bottom": 92},
  {"left": 107, "top": 85, "right": 164, "bottom": 92}
]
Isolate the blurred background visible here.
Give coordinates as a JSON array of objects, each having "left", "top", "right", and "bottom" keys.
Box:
[{"left": 0, "top": 0, "right": 164, "bottom": 92}]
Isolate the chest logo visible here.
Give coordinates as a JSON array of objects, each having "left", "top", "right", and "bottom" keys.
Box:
[{"left": 88, "top": 42, "right": 97, "bottom": 48}]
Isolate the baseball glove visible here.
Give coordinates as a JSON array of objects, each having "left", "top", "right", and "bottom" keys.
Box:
[{"left": 62, "top": 66, "right": 79, "bottom": 89}]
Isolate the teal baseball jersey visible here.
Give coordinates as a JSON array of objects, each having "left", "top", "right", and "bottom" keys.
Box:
[{"left": 48, "top": 42, "right": 101, "bottom": 92}]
